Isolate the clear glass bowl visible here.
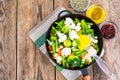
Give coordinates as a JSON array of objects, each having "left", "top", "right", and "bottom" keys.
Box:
[
  {"left": 99, "top": 21, "right": 118, "bottom": 39},
  {"left": 86, "top": 4, "right": 106, "bottom": 24},
  {"left": 70, "top": 0, "right": 91, "bottom": 12}
]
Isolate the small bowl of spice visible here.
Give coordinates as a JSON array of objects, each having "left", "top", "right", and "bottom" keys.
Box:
[
  {"left": 70, "top": 0, "right": 91, "bottom": 12},
  {"left": 99, "top": 21, "right": 118, "bottom": 39}
]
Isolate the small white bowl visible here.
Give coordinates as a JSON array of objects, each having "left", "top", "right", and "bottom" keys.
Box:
[{"left": 70, "top": 0, "right": 91, "bottom": 12}]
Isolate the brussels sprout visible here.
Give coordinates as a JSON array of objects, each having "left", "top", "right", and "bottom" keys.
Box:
[
  {"left": 72, "top": 39, "right": 80, "bottom": 47},
  {"left": 67, "top": 56, "right": 81, "bottom": 67},
  {"left": 64, "top": 39, "right": 71, "bottom": 47}
]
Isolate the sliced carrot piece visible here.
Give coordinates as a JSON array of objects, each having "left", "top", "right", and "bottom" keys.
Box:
[
  {"left": 80, "top": 54, "right": 85, "bottom": 59},
  {"left": 57, "top": 49, "right": 62, "bottom": 56},
  {"left": 88, "top": 62, "right": 91, "bottom": 65},
  {"left": 50, "top": 32, "right": 52, "bottom": 36},
  {"left": 52, "top": 55, "right": 55, "bottom": 59},
  {"left": 48, "top": 45, "right": 52, "bottom": 51}
]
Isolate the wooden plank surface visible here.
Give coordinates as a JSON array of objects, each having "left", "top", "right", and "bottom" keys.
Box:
[
  {"left": 17, "top": 0, "right": 55, "bottom": 80},
  {"left": 17, "top": 0, "right": 37, "bottom": 80},
  {"left": 91, "top": 0, "right": 109, "bottom": 80},
  {"left": 92, "top": 0, "right": 120, "bottom": 80},
  {"left": 0, "top": 0, "right": 120, "bottom": 80},
  {"left": 35, "top": 0, "right": 55, "bottom": 80},
  {"left": 0, "top": 0, "right": 16, "bottom": 80}
]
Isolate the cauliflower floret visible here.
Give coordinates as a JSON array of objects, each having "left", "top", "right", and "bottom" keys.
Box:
[
  {"left": 88, "top": 35, "right": 98, "bottom": 43},
  {"left": 77, "top": 23, "right": 81, "bottom": 26},
  {"left": 65, "top": 17, "right": 73, "bottom": 22},
  {"left": 56, "top": 46, "right": 63, "bottom": 52},
  {"left": 54, "top": 54, "right": 62, "bottom": 63},
  {"left": 88, "top": 46, "right": 97, "bottom": 56},
  {"left": 75, "top": 23, "right": 81, "bottom": 31},
  {"left": 82, "top": 46, "right": 97, "bottom": 62},
  {"left": 57, "top": 31, "right": 67, "bottom": 42},
  {"left": 61, "top": 48, "right": 71, "bottom": 56},
  {"left": 69, "top": 30, "right": 79, "bottom": 40},
  {"left": 64, "top": 17, "right": 75, "bottom": 29}
]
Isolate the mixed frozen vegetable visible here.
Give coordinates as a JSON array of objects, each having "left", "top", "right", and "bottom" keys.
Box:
[{"left": 47, "top": 17, "right": 99, "bottom": 68}]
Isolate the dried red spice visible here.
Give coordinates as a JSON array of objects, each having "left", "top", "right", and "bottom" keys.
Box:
[{"left": 101, "top": 24, "right": 116, "bottom": 39}]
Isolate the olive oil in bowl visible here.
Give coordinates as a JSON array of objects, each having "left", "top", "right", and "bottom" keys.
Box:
[{"left": 86, "top": 4, "right": 106, "bottom": 24}]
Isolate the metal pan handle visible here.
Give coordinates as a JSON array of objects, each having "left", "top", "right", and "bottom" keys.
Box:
[
  {"left": 57, "top": 10, "right": 72, "bottom": 19},
  {"left": 81, "top": 68, "right": 91, "bottom": 80}
]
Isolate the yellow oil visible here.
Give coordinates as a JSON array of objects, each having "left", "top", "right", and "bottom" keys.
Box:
[{"left": 86, "top": 4, "right": 106, "bottom": 24}]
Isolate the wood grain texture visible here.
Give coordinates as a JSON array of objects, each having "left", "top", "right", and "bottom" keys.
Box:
[
  {"left": 36, "top": 0, "right": 55, "bottom": 79},
  {"left": 91, "top": 0, "right": 110, "bottom": 80},
  {"left": 34, "top": 0, "right": 55, "bottom": 79},
  {"left": 17, "top": 0, "right": 55, "bottom": 80},
  {"left": 0, "top": 0, "right": 120, "bottom": 80},
  {"left": 17, "top": 0, "right": 38, "bottom": 80},
  {"left": 92, "top": 0, "right": 120, "bottom": 80},
  {"left": 0, "top": 0, "right": 16, "bottom": 80}
]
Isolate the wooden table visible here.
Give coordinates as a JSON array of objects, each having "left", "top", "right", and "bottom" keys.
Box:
[{"left": 0, "top": 0, "right": 120, "bottom": 80}]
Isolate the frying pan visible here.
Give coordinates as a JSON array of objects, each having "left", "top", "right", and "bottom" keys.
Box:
[{"left": 45, "top": 10, "right": 103, "bottom": 80}]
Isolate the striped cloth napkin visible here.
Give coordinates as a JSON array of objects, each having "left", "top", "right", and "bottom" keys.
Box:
[{"left": 29, "top": 6, "right": 104, "bottom": 80}]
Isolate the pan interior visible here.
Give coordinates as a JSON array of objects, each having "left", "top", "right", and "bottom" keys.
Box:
[{"left": 45, "top": 14, "right": 103, "bottom": 70}]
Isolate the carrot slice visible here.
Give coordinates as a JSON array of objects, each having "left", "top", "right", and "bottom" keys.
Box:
[
  {"left": 57, "top": 49, "right": 62, "bottom": 56},
  {"left": 48, "top": 45, "right": 52, "bottom": 51},
  {"left": 52, "top": 55, "right": 55, "bottom": 59},
  {"left": 88, "top": 62, "right": 91, "bottom": 65},
  {"left": 80, "top": 54, "right": 85, "bottom": 59}
]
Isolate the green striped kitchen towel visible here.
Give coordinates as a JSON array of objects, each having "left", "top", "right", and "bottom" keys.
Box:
[{"left": 29, "top": 6, "right": 104, "bottom": 80}]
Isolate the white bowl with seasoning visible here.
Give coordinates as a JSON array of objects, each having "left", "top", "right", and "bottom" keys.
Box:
[{"left": 70, "top": 0, "right": 91, "bottom": 12}]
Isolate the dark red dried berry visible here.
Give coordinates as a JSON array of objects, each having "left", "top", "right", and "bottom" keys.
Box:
[{"left": 101, "top": 24, "right": 116, "bottom": 39}]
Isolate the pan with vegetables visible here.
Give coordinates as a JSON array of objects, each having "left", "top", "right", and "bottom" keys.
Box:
[{"left": 45, "top": 10, "right": 103, "bottom": 80}]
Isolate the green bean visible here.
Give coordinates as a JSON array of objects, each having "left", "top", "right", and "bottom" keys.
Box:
[
  {"left": 52, "top": 42, "right": 56, "bottom": 54},
  {"left": 75, "top": 50, "right": 87, "bottom": 56},
  {"left": 55, "top": 39, "right": 58, "bottom": 51},
  {"left": 86, "top": 22, "right": 93, "bottom": 26},
  {"left": 62, "top": 57, "right": 66, "bottom": 68}
]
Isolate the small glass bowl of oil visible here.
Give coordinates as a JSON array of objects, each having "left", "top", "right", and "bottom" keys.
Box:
[{"left": 86, "top": 4, "right": 106, "bottom": 24}]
